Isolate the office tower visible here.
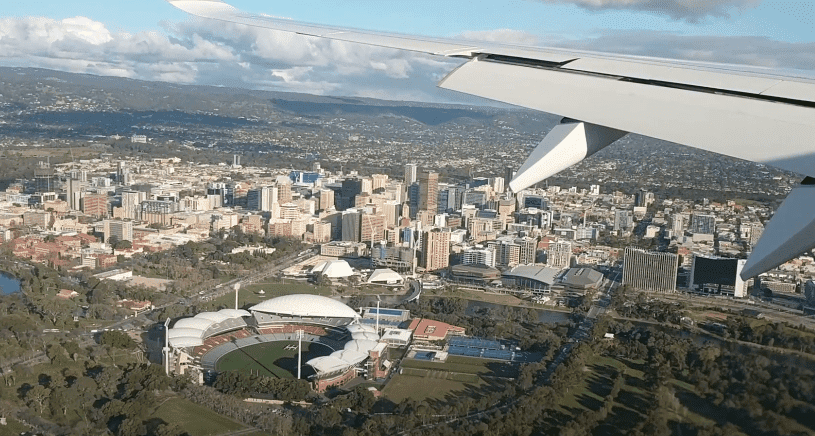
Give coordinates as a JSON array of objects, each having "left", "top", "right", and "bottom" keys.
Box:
[
  {"left": 634, "top": 189, "right": 653, "bottom": 208},
  {"left": 339, "top": 178, "right": 362, "bottom": 210},
  {"left": 404, "top": 163, "right": 418, "bottom": 186},
  {"left": 247, "top": 186, "right": 278, "bottom": 212},
  {"left": 523, "top": 194, "right": 548, "bottom": 210},
  {"left": 361, "top": 213, "right": 386, "bottom": 244},
  {"left": 492, "top": 177, "right": 505, "bottom": 194},
  {"left": 548, "top": 241, "right": 572, "bottom": 269},
  {"left": 372, "top": 174, "right": 388, "bottom": 192},
  {"left": 622, "top": 247, "right": 678, "bottom": 293},
  {"left": 312, "top": 161, "right": 322, "bottom": 173},
  {"left": 805, "top": 281, "right": 815, "bottom": 307},
  {"left": 516, "top": 237, "right": 537, "bottom": 265},
  {"left": 463, "top": 190, "right": 487, "bottom": 208},
  {"left": 277, "top": 182, "right": 293, "bottom": 204},
  {"left": 422, "top": 229, "right": 451, "bottom": 271},
  {"left": 418, "top": 171, "right": 438, "bottom": 213},
  {"left": 690, "top": 213, "right": 716, "bottom": 234},
  {"left": 688, "top": 255, "right": 748, "bottom": 297},
  {"left": 318, "top": 189, "right": 335, "bottom": 211},
  {"left": 104, "top": 220, "right": 133, "bottom": 243},
  {"left": 504, "top": 166, "right": 515, "bottom": 188},
  {"left": 462, "top": 246, "right": 496, "bottom": 268},
  {"left": 614, "top": 210, "right": 633, "bottom": 232},
  {"left": 139, "top": 200, "right": 177, "bottom": 226},
  {"left": 279, "top": 203, "right": 299, "bottom": 220},
  {"left": 34, "top": 161, "right": 55, "bottom": 192},
  {"left": 82, "top": 193, "right": 109, "bottom": 218},
  {"left": 407, "top": 182, "right": 420, "bottom": 219},
  {"left": 671, "top": 214, "right": 685, "bottom": 236},
  {"left": 66, "top": 179, "right": 82, "bottom": 211},
  {"left": 383, "top": 201, "right": 401, "bottom": 226},
  {"left": 361, "top": 178, "right": 373, "bottom": 195},
  {"left": 487, "top": 238, "right": 521, "bottom": 267},
  {"left": 121, "top": 191, "right": 143, "bottom": 220},
  {"left": 207, "top": 183, "right": 227, "bottom": 209},
  {"left": 342, "top": 209, "right": 362, "bottom": 242},
  {"left": 589, "top": 185, "right": 600, "bottom": 195}
]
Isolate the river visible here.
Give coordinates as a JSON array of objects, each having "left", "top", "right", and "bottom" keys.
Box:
[{"left": 0, "top": 271, "right": 21, "bottom": 295}]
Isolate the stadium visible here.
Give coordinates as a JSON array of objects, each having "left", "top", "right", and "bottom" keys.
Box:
[{"left": 164, "top": 294, "right": 391, "bottom": 391}]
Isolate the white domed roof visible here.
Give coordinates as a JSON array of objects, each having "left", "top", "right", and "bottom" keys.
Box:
[
  {"left": 311, "top": 260, "right": 354, "bottom": 278},
  {"left": 250, "top": 294, "right": 360, "bottom": 319},
  {"left": 168, "top": 328, "right": 205, "bottom": 339},
  {"left": 174, "top": 318, "right": 214, "bottom": 331},
  {"left": 368, "top": 268, "right": 403, "bottom": 284},
  {"left": 168, "top": 336, "right": 203, "bottom": 348},
  {"left": 195, "top": 312, "right": 231, "bottom": 323},
  {"left": 218, "top": 309, "right": 251, "bottom": 318}
]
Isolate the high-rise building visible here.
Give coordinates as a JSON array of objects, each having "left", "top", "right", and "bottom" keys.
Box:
[
  {"left": 82, "top": 193, "right": 109, "bottom": 218},
  {"left": 342, "top": 209, "right": 362, "bottom": 242},
  {"left": 277, "top": 182, "right": 293, "bottom": 204},
  {"left": 688, "top": 255, "right": 748, "bottom": 297},
  {"left": 523, "top": 194, "right": 548, "bottom": 210},
  {"left": 622, "top": 247, "right": 678, "bottom": 293},
  {"left": 634, "top": 189, "right": 654, "bottom": 208},
  {"left": 318, "top": 189, "right": 335, "bottom": 212},
  {"left": 418, "top": 171, "right": 438, "bottom": 214},
  {"left": 404, "top": 164, "right": 418, "bottom": 186},
  {"left": 34, "top": 161, "right": 55, "bottom": 192},
  {"left": 66, "top": 179, "right": 82, "bottom": 211},
  {"left": 516, "top": 237, "right": 537, "bottom": 265},
  {"left": 690, "top": 213, "right": 716, "bottom": 235},
  {"left": 614, "top": 210, "right": 633, "bottom": 232},
  {"left": 671, "top": 214, "right": 685, "bottom": 236},
  {"left": 421, "top": 229, "right": 450, "bottom": 272},
  {"left": 371, "top": 174, "right": 388, "bottom": 192},
  {"left": 462, "top": 246, "right": 496, "bottom": 268},
  {"left": 547, "top": 241, "right": 572, "bottom": 269},
  {"left": 504, "top": 166, "right": 515, "bottom": 189},
  {"left": 104, "top": 220, "right": 133, "bottom": 243},
  {"left": 488, "top": 238, "right": 521, "bottom": 267},
  {"left": 247, "top": 186, "right": 278, "bottom": 211},
  {"left": 339, "top": 178, "right": 362, "bottom": 210},
  {"left": 361, "top": 213, "right": 386, "bottom": 244}
]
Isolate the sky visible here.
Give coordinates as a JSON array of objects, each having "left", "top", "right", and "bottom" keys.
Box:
[{"left": 1, "top": 0, "right": 814, "bottom": 103}]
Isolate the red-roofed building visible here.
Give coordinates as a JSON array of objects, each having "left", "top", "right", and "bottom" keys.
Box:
[
  {"left": 407, "top": 318, "right": 465, "bottom": 342},
  {"left": 118, "top": 299, "right": 153, "bottom": 315},
  {"left": 57, "top": 289, "right": 79, "bottom": 299}
]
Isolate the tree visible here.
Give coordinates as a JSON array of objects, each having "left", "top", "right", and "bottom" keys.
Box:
[{"left": 26, "top": 384, "right": 50, "bottom": 414}]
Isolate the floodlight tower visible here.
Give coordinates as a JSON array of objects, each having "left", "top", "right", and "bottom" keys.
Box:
[
  {"left": 233, "top": 283, "right": 241, "bottom": 310},
  {"left": 163, "top": 318, "right": 171, "bottom": 376},
  {"left": 297, "top": 329, "right": 303, "bottom": 379}
]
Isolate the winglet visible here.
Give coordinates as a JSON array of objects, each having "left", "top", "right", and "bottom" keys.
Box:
[
  {"left": 509, "top": 120, "right": 626, "bottom": 193},
  {"left": 740, "top": 180, "right": 815, "bottom": 280}
]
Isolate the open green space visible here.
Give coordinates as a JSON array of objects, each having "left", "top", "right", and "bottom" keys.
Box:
[
  {"left": 0, "top": 417, "right": 31, "bottom": 435},
  {"left": 216, "top": 341, "right": 332, "bottom": 379},
  {"left": 381, "top": 373, "right": 485, "bottom": 403},
  {"left": 208, "top": 283, "right": 333, "bottom": 310},
  {"left": 556, "top": 353, "right": 716, "bottom": 429},
  {"left": 401, "top": 355, "right": 518, "bottom": 378},
  {"left": 152, "top": 397, "right": 246, "bottom": 436}
]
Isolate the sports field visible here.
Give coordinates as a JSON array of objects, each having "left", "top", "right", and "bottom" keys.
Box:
[{"left": 215, "top": 341, "right": 333, "bottom": 379}]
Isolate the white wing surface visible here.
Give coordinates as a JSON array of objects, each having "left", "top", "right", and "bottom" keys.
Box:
[{"left": 166, "top": 0, "right": 815, "bottom": 280}]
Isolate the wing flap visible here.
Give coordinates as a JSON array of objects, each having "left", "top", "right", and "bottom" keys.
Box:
[
  {"left": 439, "top": 58, "right": 815, "bottom": 177},
  {"left": 560, "top": 57, "right": 783, "bottom": 95}
]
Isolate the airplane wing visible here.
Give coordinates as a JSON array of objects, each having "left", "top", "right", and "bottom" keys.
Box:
[{"left": 167, "top": 0, "right": 815, "bottom": 280}]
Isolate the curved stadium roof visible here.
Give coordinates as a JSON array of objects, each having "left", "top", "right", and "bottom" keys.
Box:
[{"left": 250, "top": 294, "right": 361, "bottom": 319}]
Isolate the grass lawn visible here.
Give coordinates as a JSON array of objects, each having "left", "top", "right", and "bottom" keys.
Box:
[
  {"left": 0, "top": 417, "right": 31, "bottom": 435},
  {"left": 401, "top": 356, "right": 494, "bottom": 375},
  {"left": 216, "top": 341, "right": 332, "bottom": 379},
  {"left": 153, "top": 397, "right": 246, "bottom": 436},
  {"left": 207, "top": 283, "right": 333, "bottom": 309},
  {"left": 382, "top": 373, "right": 484, "bottom": 403}
]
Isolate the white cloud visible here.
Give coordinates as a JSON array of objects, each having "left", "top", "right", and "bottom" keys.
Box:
[
  {"left": 536, "top": 0, "right": 762, "bottom": 22},
  {"left": 2, "top": 14, "right": 815, "bottom": 104}
]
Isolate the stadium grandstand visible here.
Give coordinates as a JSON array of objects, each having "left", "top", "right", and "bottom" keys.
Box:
[{"left": 164, "top": 294, "right": 396, "bottom": 392}]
